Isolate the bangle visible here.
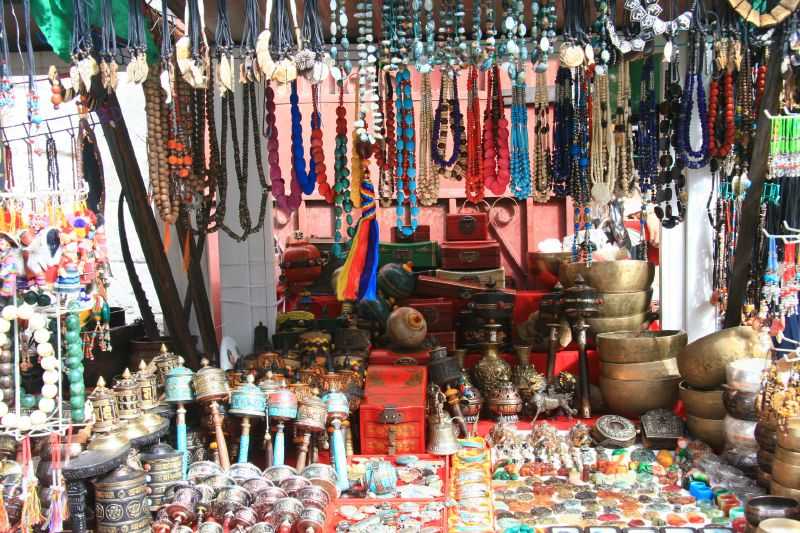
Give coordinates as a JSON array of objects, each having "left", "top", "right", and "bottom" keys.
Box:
[{"left": 457, "top": 450, "right": 486, "bottom": 463}]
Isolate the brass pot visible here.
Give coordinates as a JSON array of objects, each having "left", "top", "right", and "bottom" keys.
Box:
[
  {"left": 778, "top": 418, "right": 800, "bottom": 452},
  {"left": 677, "top": 326, "right": 769, "bottom": 390},
  {"left": 723, "top": 386, "right": 760, "bottom": 421},
  {"left": 746, "top": 496, "right": 800, "bottom": 527},
  {"left": 777, "top": 446, "right": 800, "bottom": 467},
  {"left": 595, "top": 290, "right": 652, "bottom": 318},
  {"left": 600, "top": 358, "right": 679, "bottom": 381},
  {"left": 759, "top": 448, "right": 775, "bottom": 473},
  {"left": 771, "top": 479, "right": 800, "bottom": 502},
  {"left": 587, "top": 313, "right": 648, "bottom": 335},
  {"left": 771, "top": 458, "right": 800, "bottom": 489},
  {"left": 686, "top": 414, "right": 726, "bottom": 450},
  {"left": 599, "top": 375, "right": 680, "bottom": 418},
  {"left": 756, "top": 518, "right": 800, "bottom": 533},
  {"left": 679, "top": 381, "right": 726, "bottom": 419},
  {"left": 597, "top": 330, "right": 687, "bottom": 364},
  {"left": 559, "top": 260, "right": 655, "bottom": 293}
]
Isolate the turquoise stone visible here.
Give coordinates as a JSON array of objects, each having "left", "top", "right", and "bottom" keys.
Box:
[
  {"left": 70, "top": 381, "right": 85, "bottom": 397},
  {"left": 71, "top": 407, "right": 85, "bottom": 423}
]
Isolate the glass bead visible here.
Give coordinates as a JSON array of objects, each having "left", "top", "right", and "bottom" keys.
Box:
[
  {"left": 70, "top": 393, "right": 85, "bottom": 409},
  {"left": 70, "top": 381, "right": 85, "bottom": 396},
  {"left": 71, "top": 407, "right": 85, "bottom": 423},
  {"left": 346, "top": 214, "right": 353, "bottom": 225},
  {"left": 347, "top": 227, "right": 356, "bottom": 238}
]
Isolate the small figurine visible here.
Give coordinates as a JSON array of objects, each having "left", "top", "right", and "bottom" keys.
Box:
[
  {"left": 26, "top": 226, "right": 60, "bottom": 292},
  {"left": 56, "top": 229, "right": 82, "bottom": 296},
  {"left": 0, "top": 232, "right": 19, "bottom": 306}
]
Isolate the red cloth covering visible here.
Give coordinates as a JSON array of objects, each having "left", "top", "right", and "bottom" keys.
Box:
[{"left": 513, "top": 290, "right": 548, "bottom": 323}]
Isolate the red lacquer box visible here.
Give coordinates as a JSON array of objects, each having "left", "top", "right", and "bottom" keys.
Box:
[
  {"left": 406, "top": 297, "right": 455, "bottom": 332},
  {"left": 440, "top": 240, "right": 501, "bottom": 270},
  {"left": 445, "top": 212, "right": 489, "bottom": 241}
]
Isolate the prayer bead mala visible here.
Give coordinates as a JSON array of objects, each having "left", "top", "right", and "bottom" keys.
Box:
[
  {"left": 482, "top": 66, "right": 511, "bottom": 196},
  {"left": 144, "top": 70, "right": 178, "bottom": 225},
  {"left": 590, "top": 70, "right": 615, "bottom": 206},
  {"left": 417, "top": 73, "right": 436, "bottom": 206},
  {"left": 465, "top": 66, "right": 483, "bottom": 203},
  {"left": 531, "top": 71, "right": 552, "bottom": 203},
  {"left": 615, "top": 59, "right": 636, "bottom": 197}
]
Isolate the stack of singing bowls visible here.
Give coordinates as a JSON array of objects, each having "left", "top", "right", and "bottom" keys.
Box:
[
  {"left": 723, "top": 358, "right": 768, "bottom": 477},
  {"left": 596, "top": 330, "right": 686, "bottom": 418},
  {"left": 559, "top": 260, "right": 655, "bottom": 335},
  {"left": 678, "top": 326, "right": 770, "bottom": 452},
  {"left": 772, "top": 418, "right": 800, "bottom": 501}
]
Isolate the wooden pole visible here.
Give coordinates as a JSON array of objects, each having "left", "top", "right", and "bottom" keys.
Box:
[
  {"left": 99, "top": 93, "right": 200, "bottom": 368},
  {"left": 723, "top": 25, "right": 784, "bottom": 328}
]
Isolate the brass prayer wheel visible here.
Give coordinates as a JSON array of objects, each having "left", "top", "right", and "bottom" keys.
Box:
[
  {"left": 93, "top": 465, "right": 151, "bottom": 533},
  {"left": 140, "top": 443, "right": 182, "bottom": 511},
  {"left": 253, "top": 487, "right": 289, "bottom": 519},
  {"left": 295, "top": 393, "right": 327, "bottom": 434},
  {"left": 166, "top": 482, "right": 203, "bottom": 524},
  {"left": 165, "top": 358, "right": 195, "bottom": 404},
  {"left": 113, "top": 368, "right": 151, "bottom": 442},
  {"left": 297, "top": 507, "right": 326, "bottom": 533},
  {"left": 153, "top": 344, "right": 181, "bottom": 385},
  {"left": 230, "top": 374, "right": 267, "bottom": 418},
  {"left": 193, "top": 359, "right": 231, "bottom": 402},
  {"left": 297, "top": 484, "right": 330, "bottom": 511},
  {"left": 301, "top": 463, "right": 339, "bottom": 500},
  {"left": 136, "top": 360, "right": 160, "bottom": 411},
  {"left": 88, "top": 377, "right": 131, "bottom": 452}
]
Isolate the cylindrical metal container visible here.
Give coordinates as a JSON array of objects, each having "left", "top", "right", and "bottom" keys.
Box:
[
  {"left": 140, "top": 443, "right": 182, "bottom": 511},
  {"left": 93, "top": 465, "right": 151, "bottom": 533}
]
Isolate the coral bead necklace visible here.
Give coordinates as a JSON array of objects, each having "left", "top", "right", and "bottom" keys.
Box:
[{"left": 482, "top": 66, "right": 511, "bottom": 196}]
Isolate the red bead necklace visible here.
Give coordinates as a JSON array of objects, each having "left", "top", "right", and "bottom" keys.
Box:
[
  {"left": 380, "top": 72, "right": 397, "bottom": 204},
  {"left": 310, "top": 84, "right": 333, "bottom": 203},
  {"left": 465, "top": 66, "right": 484, "bottom": 203},
  {"left": 482, "top": 66, "right": 510, "bottom": 196},
  {"left": 708, "top": 70, "right": 735, "bottom": 159}
]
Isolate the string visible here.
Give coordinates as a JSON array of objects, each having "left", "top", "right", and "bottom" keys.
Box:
[
  {"left": 186, "top": 0, "right": 202, "bottom": 60},
  {"left": 70, "top": 0, "right": 91, "bottom": 57},
  {"left": 215, "top": 0, "right": 234, "bottom": 51},
  {"left": 100, "top": 0, "right": 117, "bottom": 59},
  {"left": 302, "top": 0, "right": 324, "bottom": 53},
  {"left": 22, "top": 0, "right": 33, "bottom": 92},
  {"left": 241, "top": 0, "right": 259, "bottom": 52},
  {"left": 271, "top": 0, "right": 294, "bottom": 59},
  {"left": 161, "top": 0, "right": 173, "bottom": 62},
  {"left": 127, "top": 0, "right": 145, "bottom": 52}
]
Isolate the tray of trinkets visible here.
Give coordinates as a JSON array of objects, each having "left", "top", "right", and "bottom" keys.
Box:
[
  {"left": 341, "top": 454, "right": 449, "bottom": 502},
  {"left": 333, "top": 500, "right": 448, "bottom": 532}
]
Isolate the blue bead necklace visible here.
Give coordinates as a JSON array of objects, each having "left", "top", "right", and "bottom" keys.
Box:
[
  {"left": 510, "top": 79, "right": 531, "bottom": 200},
  {"left": 635, "top": 56, "right": 658, "bottom": 199},
  {"left": 290, "top": 80, "right": 316, "bottom": 195},
  {"left": 678, "top": 35, "right": 710, "bottom": 170},
  {"left": 552, "top": 67, "right": 573, "bottom": 198},
  {"left": 395, "top": 68, "right": 419, "bottom": 237}
]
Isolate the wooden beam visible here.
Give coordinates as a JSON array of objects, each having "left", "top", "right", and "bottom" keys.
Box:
[
  {"left": 723, "top": 24, "right": 784, "bottom": 328},
  {"left": 99, "top": 93, "right": 201, "bottom": 368}
]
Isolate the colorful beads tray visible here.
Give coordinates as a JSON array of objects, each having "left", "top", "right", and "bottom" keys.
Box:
[
  {"left": 342, "top": 454, "right": 449, "bottom": 501},
  {"left": 333, "top": 500, "right": 447, "bottom": 533}
]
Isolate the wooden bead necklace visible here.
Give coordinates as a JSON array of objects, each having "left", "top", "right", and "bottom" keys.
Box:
[
  {"left": 417, "top": 72, "right": 436, "bottom": 206},
  {"left": 465, "top": 66, "right": 483, "bottom": 203},
  {"left": 379, "top": 73, "right": 397, "bottom": 206},
  {"left": 615, "top": 59, "right": 636, "bottom": 197},
  {"left": 531, "top": 71, "right": 552, "bottom": 203},
  {"left": 482, "top": 66, "right": 511, "bottom": 196},
  {"left": 350, "top": 77, "right": 365, "bottom": 209},
  {"left": 310, "top": 84, "right": 332, "bottom": 203},
  {"left": 144, "top": 69, "right": 178, "bottom": 224},
  {"left": 590, "top": 70, "right": 616, "bottom": 206}
]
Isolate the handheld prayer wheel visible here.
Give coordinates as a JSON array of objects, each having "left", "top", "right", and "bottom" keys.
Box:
[
  {"left": 165, "top": 357, "right": 195, "bottom": 477},
  {"left": 294, "top": 391, "right": 327, "bottom": 471},
  {"left": 297, "top": 507, "right": 327, "bottom": 533},
  {"left": 136, "top": 360, "right": 167, "bottom": 434},
  {"left": 297, "top": 484, "right": 330, "bottom": 511},
  {"left": 140, "top": 443, "right": 182, "bottom": 511},
  {"left": 253, "top": 486, "right": 289, "bottom": 519},
  {"left": 88, "top": 377, "right": 131, "bottom": 452},
  {"left": 211, "top": 485, "right": 251, "bottom": 531},
  {"left": 321, "top": 386, "right": 350, "bottom": 492},
  {"left": 301, "top": 463, "right": 339, "bottom": 501},
  {"left": 270, "top": 497, "right": 304, "bottom": 533},
  {"left": 93, "top": 465, "right": 151, "bottom": 533},
  {"left": 192, "top": 358, "right": 232, "bottom": 470},
  {"left": 152, "top": 344, "right": 181, "bottom": 386},
  {"left": 113, "top": 368, "right": 152, "bottom": 444},
  {"left": 539, "top": 283, "right": 564, "bottom": 384},
  {"left": 259, "top": 372, "right": 284, "bottom": 467},
  {"left": 229, "top": 374, "right": 267, "bottom": 463},
  {"left": 562, "top": 274, "right": 600, "bottom": 418},
  {"left": 428, "top": 346, "right": 463, "bottom": 386},
  {"left": 268, "top": 387, "right": 298, "bottom": 466},
  {"left": 165, "top": 482, "right": 202, "bottom": 528}
]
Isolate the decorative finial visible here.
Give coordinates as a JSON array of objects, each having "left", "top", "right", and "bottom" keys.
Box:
[
  {"left": 177, "top": 356, "right": 185, "bottom": 366},
  {"left": 122, "top": 368, "right": 132, "bottom": 379},
  {"left": 138, "top": 360, "right": 148, "bottom": 372},
  {"left": 96, "top": 376, "right": 106, "bottom": 388},
  {"left": 200, "top": 357, "right": 210, "bottom": 368},
  {"left": 160, "top": 344, "right": 168, "bottom": 353},
  {"left": 246, "top": 374, "right": 255, "bottom": 384}
]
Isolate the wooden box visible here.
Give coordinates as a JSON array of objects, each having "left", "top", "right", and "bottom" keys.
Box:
[
  {"left": 360, "top": 365, "right": 427, "bottom": 454},
  {"left": 391, "top": 225, "right": 431, "bottom": 243},
  {"left": 434, "top": 268, "right": 505, "bottom": 289},
  {"left": 440, "top": 240, "right": 500, "bottom": 270},
  {"left": 379, "top": 241, "right": 440, "bottom": 269},
  {"left": 369, "top": 348, "right": 431, "bottom": 365},
  {"left": 445, "top": 212, "right": 489, "bottom": 241},
  {"left": 406, "top": 297, "right": 455, "bottom": 332}
]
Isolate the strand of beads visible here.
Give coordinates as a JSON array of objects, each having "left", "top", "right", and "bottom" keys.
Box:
[
  {"left": 615, "top": 59, "right": 636, "bottom": 197},
  {"left": 333, "top": 85, "right": 352, "bottom": 258},
  {"left": 531, "top": 71, "right": 552, "bottom": 202},
  {"left": 290, "top": 81, "right": 315, "bottom": 195},
  {"left": 590, "top": 70, "right": 615, "bottom": 206},
  {"left": 510, "top": 79, "right": 531, "bottom": 200},
  {"left": 431, "top": 72, "right": 464, "bottom": 170},
  {"left": 483, "top": 66, "right": 511, "bottom": 196},
  {"left": 64, "top": 304, "right": 85, "bottom": 423},
  {"left": 678, "top": 34, "right": 710, "bottom": 170},
  {"left": 395, "top": 68, "right": 419, "bottom": 237},
  {"left": 310, "top": 85, "right": 332, "bottom": 203},
  {"left": 417, "top": 73, "right": 436, "bottom": 206},
  {"left": 465, "top": 66, "right": 483, "bottom": 203},
  {"left": 379, "top": 73, "right": 397, "bottom": 206}
]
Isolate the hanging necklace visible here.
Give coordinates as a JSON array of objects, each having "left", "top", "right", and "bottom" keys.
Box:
[
  {"left": 431, "top": 71, "right": 464, "bottom": 170},
  {"left": 615, "top": 59, "right": 636, "bottom": 197},
  {"left": 395, "top": 68, "right": 419, "bottom": 237},
  {"left": 350, "top": 77, "right": 365, "bottom": 209},
  {"left": 0, "top": 0, "right": 12, "bottom": 108},
  {"left": 417, "top": 72, "right": 436, "bottom": 206},
  {"left": 678, "top": 33, "right": 710, "bottom": 170},
  {"left": 570, "top": 69, "right": 592, "bottom": 262},
  {"left": 310, "top": 85, "right": 332, "bottom": 203},
  {"left": 98, "top": 0, "right": 118, "bottom": 92},
  {"left": 301, "top": 0, "right": 328, "bottom": 82},
  {"left": 708, "top": 40, "right": 735, "bottom": 160},
  {"left": 125, "top": 0, "right": 149, "bottom": 84},
  {"left": 531, "top": 0, "right": 556, "bottom": 71},
  {"left": 465, "top": 66, "right": 483, "bottom": 203},
  {"left": 552, "top": 68, "right": 573, "bottom": 198},
  {"left": 290, "top": 80, "right": 315, "bottom": 195},
  {"left": 510, "top": 78, "right": 531, "bottom": 200},
  {"left": 635, "top": 55, "right": 658, "bottom": 202},
  {"left": 655, "top": 60, "right": 684, "bottom": 228},
  {"left": 23, "top": 0, "right": 41, "bottom": 123},
  {"left": 590, "top": 70, "right": 615, "bottom": 206},
  {"left": 379, "top": 73, "right": 396, "bottom": 206},
  {"left": 531, "top": 71, "right": 552, "bottom": 202},
  {"left": 482, "top": 66, "right": 511, "bottom": 196},
  {"left": 333, "top": 84, "right": 352, "bottom": 257},
  {"left": 266, "top": 82, "right": 301, "bottom": 212}
]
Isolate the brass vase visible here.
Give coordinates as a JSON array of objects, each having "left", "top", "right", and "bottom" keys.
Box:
[
  {"left": 512, "top": 345, "right": 544, "bottom": 403},
  {"left": 473, "top": 323, "right": 511, "bottom": 397}
]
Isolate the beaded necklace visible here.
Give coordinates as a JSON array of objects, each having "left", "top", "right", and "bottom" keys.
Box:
[
  {"left": 552, "top": 68, "right": 573, "bottom": 198},
  {"left": 431, "top": 72, "right": 464, "bottom": 169},
  {"left": 678, "top": 34, "right": 710, "bottom": 170},
  {"left": 655, "top": 60, "right": 684, "bottom": 228},
  {"left": 379, "top": 73, "right": 397, "bottom": 206},
  {"left": 395, "top": 68, "right": 419, "bottom": 237},
  {"left": 418, "top": 73, "right": 436, "bottom": 206},
  {"left": 470, "top": 0, "right": 483, "bottom": 62},
  {"left": 266, "top": 82, "right": 302, "bottom": 212},
  {"left": 634, "top": 55, "right": 658, "bottom": 201},
  {"left": 531, "top": 71, "right": 552, "bottom": 203},
  {"left": 590, "top": 71, "right": 615, "bottom": 206},
  {"left": 289, "top": 80, "right": 315, "bottom": 196},
  {"left": 310, "top": 85, "right": 332, "bottom": 203},
  {"left": 615, "top": 59, "right": 636, "bottom": 197},
  {"left": 570, "top": 69, "right": 592, "bottom": 262},
  {"left": 531, "top": 0, "right": 556, "bottom": 71},
  {"left": 333, "top": 85, "right": 352, "bottom": 257},
  {"left": 708, "top": 41, "right": 735, "bottom": 160},
  {"left": 465, "top": 66, "right": 484, "bottom": 203},
  {"left": 482, "top": 66, "right": 511, "bottom": 196},
  {"left": 510, "top": 79, "right": 531, "bottom": 200}
]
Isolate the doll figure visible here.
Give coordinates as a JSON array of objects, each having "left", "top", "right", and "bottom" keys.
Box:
[
  {"left": 0, "top": 232, "right": 19, "bottom": 305},
  {"left": 55, "top": 229, "right": 81, "bottom": 295},
  {"left": 25, "top": 226, "right": 61, "bottom": 292}
]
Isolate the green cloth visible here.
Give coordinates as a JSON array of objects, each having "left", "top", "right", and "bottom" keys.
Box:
[{"left": 32, "top": 0, "right": 158, "bottom": 64}]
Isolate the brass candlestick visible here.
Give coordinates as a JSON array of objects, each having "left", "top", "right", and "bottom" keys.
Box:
[{"left": 562, "top": 275, "right": 599, "bottom": 418}]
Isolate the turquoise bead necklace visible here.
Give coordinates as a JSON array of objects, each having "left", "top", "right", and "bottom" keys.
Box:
[{"left": 394, "top": 68, "right": 419, "bottom": 237}]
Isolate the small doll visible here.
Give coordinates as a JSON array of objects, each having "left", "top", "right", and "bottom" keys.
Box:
[
  {"left": 0, "top": 232, "right": 19, "bottom": 305},
  {"left": 56, "top": 229, "right": 81, "bottom": 295}
]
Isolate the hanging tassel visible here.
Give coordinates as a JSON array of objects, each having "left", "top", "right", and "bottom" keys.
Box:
[
  {"left": 182, "top": 229, "right": 191, "bottom": 272},
  {"left": 163, "top": 224, "right": 171, "bottom": 253},
  {"left": 19, "top": 437, "right": 43, "bottom": 533},
  {"left": 47, "top": 433, "right": 64, "bottom": 533}
]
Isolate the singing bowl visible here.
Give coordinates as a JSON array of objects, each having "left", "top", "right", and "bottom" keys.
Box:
[
  {"left": 771, "top": 479, "right": 800, "bottom": 502},
  {"left": 759, "top": 468, "right": 773, "bottom": 489},
  {"left": 758, "top": 422, "right": 779, "bottom": 453},
  {"left": 776, "top": 446, "right": 800, "bottom": 467},
  {"left": 677, "top": 326, "right": 770, "bottom": 390},
  {"left": 686, "top": 414, "right": 726, "bottom": 451},
  {"left": 757, "top": 518, "right": 800, "bottom": 533},
  {"left": 597, "top": 330, "right": 688, "bottom": 364},
  {"left": 527, "top": 251, "right": 571, "bottom": 288},
  {"left": 746, "top": 497, "right": 800, "bottom": 527},
  {"left": 759, "top": 449, "right": 775, "bottom": 473},
  {"left": 595, "top": 290, "right": 653, "bottom": 318},
  {"left": 559, "top": 260, "right": 655, "bottom": 293},
  {"left": 600, "top": 358, "right": 679, "bottom": 381},
  {"left": 778, "top": 418, "right": 800, "bottom": 452},
  {"left": 587, "top": 313, "right": 648, "bottom": 335},
  {"left": 725, "top": 415, "right": 757, "bottom": 447},
  {"left": 679, "top": 381, "right": 726, "bottom": 420},
  {"left": 771, "top": 458, "right": 800, "bottom": 489},
  {"left": 599, "top": 375, "right": 680, "bottom": 417},
  {"left": 723, "top": 386, "right": 760, "bottom": 421},
  {"left": 728, "top": 358, "right": 770, "bottom": 393}
]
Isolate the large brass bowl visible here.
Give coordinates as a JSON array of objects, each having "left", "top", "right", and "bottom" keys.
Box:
[
  {"left": 771, "top": 458, "right": 800, "bottom": 490},
  {"left": 677, "top": 326, "right": 770, "bottom": 389},
  {"left": 587, "top": 313, "right": 648, "bottom": 335},
  {"left": 746, "top": 496, "right": 800, "bottom": 527},
  {"left": 595, "top": 290, "right": 652, "bottom": 318},
  {"left": 756, "top": 518, "right": 800, "bottom": 533},
  {"left": 679, "top": 381, "right": 726, "bottom": 419},
  {"left": 776, "top": 446, "right": 800, "bottom": 467},
  {"left": 599, "top": 375, "right": 680, "bottom": 418},
  {"left": 686, "top": 414, "right": 726, "bottom": 450},
  {"left": 771, "top": 480, "right": 800, "bottom": 502},
  {"left": 778, "top": 418, "right": 800, "bottom": 452},
  {"left": 758, "top": 422, "right": 779, "bottom": 453},
  {"left": 597, "top": 330, "right": 688, "bottom": 364},
  {"left": 601, "top": 358, "right": 679, "bottom": 381},
  {"left": 559, "top": 260, "right": 655, "bottom": 293},
  {"left": 527, "top": 251, "right": 571, "bottom": 289}
]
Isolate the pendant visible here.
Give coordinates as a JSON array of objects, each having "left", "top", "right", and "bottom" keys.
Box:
[
  {"left": 256, "top": 31, "right": 276, "bottom": 80},
  {"left": 591, "top": 182, "right": 612, "bottom": 206},
  {"left": 218, "top": 54, "right": 234, "bottom": 94},
  {"left": 160, "top": 68, "right": 173, "bottom": 105},
  {"left": 558, "top": 43, "right": 585, "bottom": 68},
  {"left": 662, "top": 40, "right": 673, "bottom": 63}
]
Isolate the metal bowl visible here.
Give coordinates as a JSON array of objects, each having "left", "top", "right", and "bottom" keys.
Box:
[
  {"left": 778, "top": 418, "right": 800, "bottom": 453},
  {"left": 724, "top": 415, "right": 757, "bottom": 448},
  {"left": 758, "top": 467, "right": 773, "bottom": 489},
  {"left": 677, "top": 326, "right": 770, "bottom": 390},
  {"left": 686, "top": 414, "right": 726, "bottom": 451},
  {"left": 600, "top": 358, "right": 679, "bottom": 381},
  {"left": 727, "top": 358, "right": 770, "bottom": 393},
  {"left": 777, "top": 446, "right": 800, "bottom": 467},
  {"left": 587, "top": 313, "right": 648, "bottom": 335},
  {"left": 597, "top": 330, "right": 688, "bottom": 364},
  {"left": 599, "top": 375, "right": 680, "bottom": 418},
  {"left": 771, "top": 458, "right": 800, "bottom": 490},
  {"left": 679, "top": 381, "right": 725, "bottom": 420},
  {"left": 756, "top": 518, "right": 800, "bottom": 533},
  {"left": 595, "top": 290, "right": 652, "bottom": 318},
  {"left": 745, "top": 496, "right": 800, "bottom": 527},
  {"left": 759, "top": 448, "right": 775, "bottom": 473},
  {"left": 723, "top": 386, "right": 759, "bottom": 421},
  {"left": 771, "top": 479, "right": 800, "bottom": 502},
  {"left": 758, "top": 422, "right": 779, "bottom": 453},
  {"left": 527, "top": 251, "right": 571, "bottom": 289},
  {"left": 559, "top": 260, "right": 655, "bottom": 293}
]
